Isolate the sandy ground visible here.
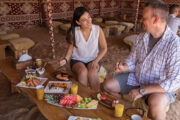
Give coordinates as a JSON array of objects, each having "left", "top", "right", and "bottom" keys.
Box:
[{"left": 0, "top": 26, "right": 180, "bottom": 120}]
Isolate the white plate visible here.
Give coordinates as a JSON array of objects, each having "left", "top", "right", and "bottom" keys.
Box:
[
  {"left": 68, "top": 116, "right": 97, "bottom": 120},
  {"left": 44, "top": 81, "right": 72, "bottom": 94},
  {"left": 16, "top": 77, "right": 48, "bottom": 89}
]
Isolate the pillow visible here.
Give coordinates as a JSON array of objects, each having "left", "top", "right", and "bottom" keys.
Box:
[
  {"left": 123, "top": 34, "right": 138, "bottom": 47},
  {"left": 0, "top": 31, "right": 7, "bottom": 35},
  {"left": 0, "top": 33, "right": 20, "bottom": 41},
  {"left": 98, "top": 66, "right": 107, "bottom": 83},
  {"left": 105, "top": 20, "right": 119, "bottom": 25},
  {"left": 59, "top": 23, "right": 71, "bottom": 31},
  {"left": 9, "top": 37, "right": 35, "bottom": 50},
  {"left": 93, "top": 17, "right": 103, "bottom": 23}
]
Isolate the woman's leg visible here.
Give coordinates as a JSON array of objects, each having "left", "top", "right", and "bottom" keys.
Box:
[
  {"left": 87, "top": 63, "right": 100, "bottom": 91},
  {"left": 72, "top": 62, "right": 88, "bottom": 86}
]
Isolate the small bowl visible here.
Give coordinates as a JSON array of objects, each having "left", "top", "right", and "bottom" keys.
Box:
[
  {"left": 25, "top": 69, "right": 36, "bottom": 75},
  {"left": 131, "top": 114, "right": 142, "bottom": 120},
  {"left": 36, "top": 68, "right": 45, "bottom": 75}
]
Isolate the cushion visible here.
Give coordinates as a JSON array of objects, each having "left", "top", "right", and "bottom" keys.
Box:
[
  {"left": 53, "top": 21, "right": 63, "bottom": 28},
  {"left": 0, "top": 33, "right": 20, "bottom": 41},
  {"left": 123, "top": 34, "right": 138, "bottom": 47},
  {"left": 119, "top": 22, "right": 134, "bottom": 32},
  {"left": 59, "top": 23, "right": 71, "bottom": 31},
  {"left": 0, "top": 31, "right": 7, "bottom": 35},
  {"left": 93, "top": 17, "right": 103, "bottom": 23},
  {"left": 102, "top": 27, "right": 110, "bottom": 38},
  {"left": 98, "top": 66, "right": 107, "bottom": 83},
  {"left": 9, "top": 37, "right": 35, "bottom": 51},
  {"left": 105, "top": 20, "right": 119, "bottom": 25}
]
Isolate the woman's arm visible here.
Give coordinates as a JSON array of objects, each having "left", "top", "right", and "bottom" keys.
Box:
[
  {"left": 59, "top": 43, "right": 74, "bottom": 66},
  {"left": 94, "top": 27, "right": 107, "bottom": 63},
  {"left": 65, "top": 43, "right": 74, "bottom": 61}
]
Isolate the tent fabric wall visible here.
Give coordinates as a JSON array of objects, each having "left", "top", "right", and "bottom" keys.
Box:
[
  {"left": 119, "top": 0, "right": 180, "bottom": 22},
  {"left": 0, "top": 0, "right": 179, "bottom": 31},
  {"left": 0, "top": 0, "right": 120, "bottom": 31}
]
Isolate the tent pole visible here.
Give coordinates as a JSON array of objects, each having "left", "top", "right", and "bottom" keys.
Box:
[
  {"left": 47, "top": 0, "right": 56, "bottom": 59},
  {"left": 134, "top": 0, "right": 140, "bottom": 32}
]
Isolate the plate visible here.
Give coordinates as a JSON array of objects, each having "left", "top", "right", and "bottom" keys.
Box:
[
  {"left": 91, "top": 92, "right": 118, "bottom": 109},
  {"left": 53, "top": 71, "right": 71, "bottom": 81},
  {"left": 44, "top": 94, "right": 98, "bottom": 110},
  {"left": 68, "top": 116, "right": 98, "bottom": 120},
  {"left": 44, "top": 81, "right": 72, "bottom": 94},
  {"left": 16, "top": 77, "right": 48, "bottom": 89}
]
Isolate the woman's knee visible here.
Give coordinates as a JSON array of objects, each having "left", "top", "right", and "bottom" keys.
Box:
[{"left": 79, "top": 68, "right": 88, "bottom": 76}]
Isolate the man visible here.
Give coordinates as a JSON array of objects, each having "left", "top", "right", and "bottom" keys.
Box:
[
  {"left": 103, "top": 0, "right": 180, "bottom": 120},
  {"left": 167, "top": 4, "right": 180, "bottom": 35}
]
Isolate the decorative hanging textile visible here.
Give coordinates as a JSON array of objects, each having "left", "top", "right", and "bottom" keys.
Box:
[
  {"left": 47, "top": 0, "right": 56, "bottom": 59},
  {"left": 134, "top": 0, "right": 140, "bottom": 32}
]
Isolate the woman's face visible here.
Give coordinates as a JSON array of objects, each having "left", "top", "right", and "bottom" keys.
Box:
[{"left": 76, "top": 12, "right": 92, "bottom": 29}]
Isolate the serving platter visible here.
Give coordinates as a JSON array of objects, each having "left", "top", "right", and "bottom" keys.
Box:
[{"left": 44, "top": 81, "right": 72, "bottom": 94}]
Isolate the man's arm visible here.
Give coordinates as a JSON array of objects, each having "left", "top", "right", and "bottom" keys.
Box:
[{"left": 124, "top": 34, "right": 142, "bottom": 72}]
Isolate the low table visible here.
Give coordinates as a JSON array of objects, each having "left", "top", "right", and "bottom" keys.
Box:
[{"left": 0, "top": 59, "right": 150, "bottom": 120}]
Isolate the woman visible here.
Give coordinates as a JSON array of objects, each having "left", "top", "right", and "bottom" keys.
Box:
[{"left": 59, "top": 7, "right": 107, "bottom": 91}]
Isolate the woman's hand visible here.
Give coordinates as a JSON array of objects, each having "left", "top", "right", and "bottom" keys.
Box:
[
  {"left": 115, "top": 61, "right": 127, "bottom": 73},
  {"left": 59, "top": 59, "right": 67, "bottom": 67},
  {"left": 89, "top": 60, "right": 99, "bottom": 69}
]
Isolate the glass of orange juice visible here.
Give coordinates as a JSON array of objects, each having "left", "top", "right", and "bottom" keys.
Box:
[
  {"left": 36, "top": 85, "right": 44, "bottom": 100},
  {"left": 71, "top": 84, "right": 78, "bottom": 95},
  {"left": 114, "top": 104, "right": 124, "bottom": 117}
]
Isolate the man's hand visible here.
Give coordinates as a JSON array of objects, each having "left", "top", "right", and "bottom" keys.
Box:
[
  {"left": 129, "top": 88, "right": 143, "bottom": 101},
  {"left": 115, "top": 62, "right": 128, "bottom": 73}
]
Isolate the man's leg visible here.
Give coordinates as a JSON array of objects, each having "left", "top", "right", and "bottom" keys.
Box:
[
  {"left": 103, "top": 77, "right": 121, "bottom": 98},
  {"left": 103, "top": 73, "right": 138, "bottom": 98},
  {"left": 148, "top": 93, "right": 169, "bottom": 120}
]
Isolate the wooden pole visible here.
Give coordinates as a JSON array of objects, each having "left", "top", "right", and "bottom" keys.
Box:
[
  {"left": 47, "top": 0, "right": 56, "bottom": 59},
  {"left": 134, "top": 0, "right": 140, "bottom": 32}
]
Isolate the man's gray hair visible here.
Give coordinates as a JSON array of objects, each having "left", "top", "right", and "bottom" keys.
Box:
[{"left": 145, "top": 0, "right": 169, "bottom": 22}]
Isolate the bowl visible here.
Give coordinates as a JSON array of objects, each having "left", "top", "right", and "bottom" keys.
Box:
[
  {"left": 25, "top": 69, "right": 36, "bottom": 75},
  {"left": 131, "top": 114, "right": 142, "bottom": 120},
  {"left": 36, "top": 68, "right": 45, "bottom": 75}
]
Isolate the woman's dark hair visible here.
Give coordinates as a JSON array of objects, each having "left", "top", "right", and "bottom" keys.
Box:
[{"left": 66, "top": 7, "right": 89, "bottom": 47}]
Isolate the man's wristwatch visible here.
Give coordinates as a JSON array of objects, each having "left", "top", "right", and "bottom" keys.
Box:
[{"left": 139, "top": 88, "right": 146, "bottom": 96}]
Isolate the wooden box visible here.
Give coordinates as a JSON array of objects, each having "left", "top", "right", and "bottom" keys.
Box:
[{"left": 15, "top": 60, "right": 33, "bottom": 70}]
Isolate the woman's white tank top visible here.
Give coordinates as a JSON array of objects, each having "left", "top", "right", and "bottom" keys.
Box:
[{"left": 71, "top": 24, "right": 99, "bottom": 63}]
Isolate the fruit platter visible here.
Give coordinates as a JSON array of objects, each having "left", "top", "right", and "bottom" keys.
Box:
[
  {"left": 68, "top": 116, "right": 102, "bottom": 120},
  {"left": 92, "top": 92, "right": 119, "bottom": 109},
  {"left": 53, "top": 71, "right": 71, "bottom": 81},
  {"left": 16, "top": 74, "right": 48, "bottom": 89},
  {"left": 45, "top": 94, "right": 98, "bottom": 109},
  {"left": 44, "top": 81, "right": 72, "bottom": 94}
]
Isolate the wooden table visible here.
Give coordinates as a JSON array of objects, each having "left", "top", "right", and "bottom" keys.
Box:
[
  {"left": 0, "top": 59, "right": 150, "bottom": 120},
  {"left": 0, "top": 41, "right": 11, "bottom": 60}
]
